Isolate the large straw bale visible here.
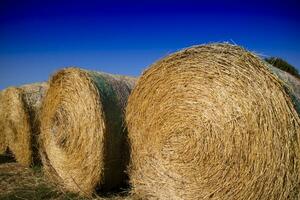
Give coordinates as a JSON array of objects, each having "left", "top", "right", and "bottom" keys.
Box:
[
  {"left": 40, "top": 67, "right": 136, "bottom": 196},
  {"left": 0, "top": 83, "right": 47, "bottom": 166},
  {"left": 126, "top": 43, "right": 300, "bottom": 199}
]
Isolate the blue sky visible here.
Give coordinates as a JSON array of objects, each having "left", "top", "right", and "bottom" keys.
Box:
[{"left": 0, "top": 0, "right": 299, "bottom": 89}]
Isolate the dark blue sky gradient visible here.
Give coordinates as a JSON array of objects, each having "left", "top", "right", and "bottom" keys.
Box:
[{"left": 0, "top": 0, "right": 299, "bottom": 89}]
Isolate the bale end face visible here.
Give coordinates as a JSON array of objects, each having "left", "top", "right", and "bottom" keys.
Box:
[
  {"left": 0, "top": 87, "right": 32, "bottom": 166},
  {"left": 0, "top": 83, "right": 47, "bottom": 166},
  {"left": 40, "top": 67, "right": 135, "bottom": 196},
  {"left": 126, "top": 43, "right": 300, "bottom": 199},
  {"left": 0, "top": 91, "right": 8, "bottom": 154}
]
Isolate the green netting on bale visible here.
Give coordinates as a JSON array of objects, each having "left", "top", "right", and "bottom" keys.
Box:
[
  {"left": 266, "top": 63, "right": 300, "bottom": 115},
  {"left": 88, "top": 71, "right": 123, "bottom": 133},
  {"left": 87, "top": 71, "right": 125, "bottom": 190}
]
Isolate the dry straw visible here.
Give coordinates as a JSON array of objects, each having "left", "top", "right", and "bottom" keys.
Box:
[
  {"left": 0, "top": 91, "right": 8, "bottom": 154},
  {"left": 267, "top": 64, "right": 300, "bottom": 113},
  {"left": 126, "top": 43, "right": 300, "bottom": 199},
  {"left": 40, "top": 67, "right": 136, "bottom": 196},
  {"left": 0, "top": 83, "right": 48, "bottom": 166}
]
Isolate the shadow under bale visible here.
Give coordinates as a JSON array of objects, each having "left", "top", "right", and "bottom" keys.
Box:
[{"left": 0, "top": 149, "right": 16, "bottom": 164}]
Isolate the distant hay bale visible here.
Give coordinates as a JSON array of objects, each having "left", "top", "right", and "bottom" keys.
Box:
[
  {"left": 0, "top": 83, "right": 48, "bottom": 166},
  {"left": 40, "top": 67, "right": 136, "bottom": 196},
  {"left": 0, "top": 91, "right": 8, "bottom": 154},
  {"left": 267, "top": 64, "right": 300, "bottom": 113},
  {"left": 126, "top": 43, "right": 300, "bottom": 199}
]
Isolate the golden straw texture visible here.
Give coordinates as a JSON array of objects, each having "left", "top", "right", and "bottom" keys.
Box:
[
  {"left": 271, "top": 67, "right": 300, "bottom": 98},
  {"left": 0, "top": 91, "right": 8, "bottom": 154},
  {"left": 0, "top": 83, "right": 47, "bottom": 166},
  {"left": 267, "top": 64, "right": 300, "bottom": 113},
  {"left": 126, "top": 43, "right": 300, "bottom": 199},
  {"left": 40, "top": 67, "right": 136, "bottom": 196}
]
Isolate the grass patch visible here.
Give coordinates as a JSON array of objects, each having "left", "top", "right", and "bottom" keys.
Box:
[
  {"left": 0, "top": 184, "right": 86, "bottom": 200},
  {"left": 0, "top": 163, "right": 130, "bottom": 199}
]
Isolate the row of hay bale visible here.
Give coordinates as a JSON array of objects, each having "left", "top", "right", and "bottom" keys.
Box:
[
  {"left": 0, "top": 43, "right": 299, "bottom": 199},
  {"left": 0, "top": 69, "right": 137, "bottom": 196},
  {"left": 0, "top": 83, "right": 48, "bottom": 166}
]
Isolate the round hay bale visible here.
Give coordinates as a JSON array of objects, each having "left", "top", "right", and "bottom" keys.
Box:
[
  {"left": 40, "top": 67, "right": 136, "bottom": 196},
  {"left": 0, "top": 83, "right": 48, "bottom": 166},
  {"left": 126, "top": 43, "right": 300, "bottom": 199},
  {"left": 0, "top": 91, "right": 8, "bottom": 154},
  {"left": 267, "top": 64, "right": 300, "bottom": 113}
]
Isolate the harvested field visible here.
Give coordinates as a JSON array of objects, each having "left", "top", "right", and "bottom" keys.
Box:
[{"left": 0, "top": 158, "right": 136, "bottom": 200}]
